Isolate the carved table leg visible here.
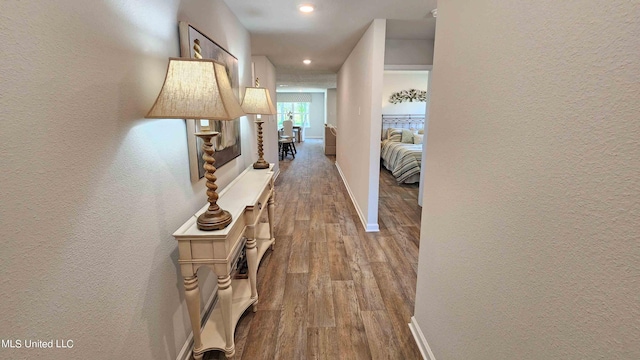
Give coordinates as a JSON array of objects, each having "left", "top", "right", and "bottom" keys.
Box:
[
  {"left": 268, "top": 194, "right": 276, "bottom": 249},
  {"left": 246, "top": 236, "right": 259, "bottom": 312},
  {"left": 218, "top": 275, "right": 235, "bottom": 358},
  {"left": 184, "top": 276, "right": 204, "bottom": 360}
]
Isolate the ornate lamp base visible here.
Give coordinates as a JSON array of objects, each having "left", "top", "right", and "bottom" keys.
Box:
[
  {"left": 197, "top": 207, "right": 232, "bottom": 230},
  {"left": 253, "top": 120, "right": 269, "bottom": 169},
  {"left": 253, "top": 159, "right": 270, "bottom": 169},
  {"left": 195, "top": 131, "right": 233, "bottom": 231}
]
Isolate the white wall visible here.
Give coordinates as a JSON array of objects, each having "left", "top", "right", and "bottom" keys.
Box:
[
  {"left": 382, "top": 71, "right": 429, "bottom": 115},
  {"left": 0, "top": 1, "right": 252, "bottom": 359},
  {"left": 251, "top": 55, "right": 279, "bottom": 175},
  {"left": 384, "top": 39, "right": 434, "bottom": 66},
  {"left": 336, "top": 19, "right": 386, "bottom": 232},
  {"left": 306, "top": 92, "right": 326, "bottom": 138},
  {"left": 414, "top": 1, "right": 640, "bottom": 359},
  {"left": 326, "top": 89, "right": 337, "bottom": 127}
]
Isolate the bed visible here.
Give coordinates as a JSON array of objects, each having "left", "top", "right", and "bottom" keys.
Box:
[{"left": 380, "top": 114, "right": 425, "bottom": 184}]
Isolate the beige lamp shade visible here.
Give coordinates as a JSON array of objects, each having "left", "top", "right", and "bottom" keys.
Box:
[
  {"left": 146, "top": 58, "right": 244, "bottom": 120},
  {"left": 241, "top": 87, "right": 276, "bottom": 115}
]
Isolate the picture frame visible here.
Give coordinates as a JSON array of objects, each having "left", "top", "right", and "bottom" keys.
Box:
[{"left": 178, "top": 21, "right": 242, "bottom": 182}]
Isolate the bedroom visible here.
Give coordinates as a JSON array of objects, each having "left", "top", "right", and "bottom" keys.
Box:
[
  {"left": 336, "top": 18, "right": 434, "bottom": 234},
  {"left": 380, "top": 71, "right": 429, "bottom": 185}
]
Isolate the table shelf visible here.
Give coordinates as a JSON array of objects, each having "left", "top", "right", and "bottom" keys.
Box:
[{"left": 199, "top": 279, "right": 256, "bottom": 353}]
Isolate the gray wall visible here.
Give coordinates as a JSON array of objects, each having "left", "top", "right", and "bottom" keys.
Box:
[
  {"left": 326, "top": 89, "right": 337, "bottom": 127},
  {"left": 306, "top": 92, "right": 326, "bottom": 138},
  {"left": 384, "top": 39, "right": 434, "bottom": 66},
  {"left": 414, "top": 1, "right": 640, "bottom": 359},
  {"left": 0, "top": 0, "right": 252, "bottom": 358}
]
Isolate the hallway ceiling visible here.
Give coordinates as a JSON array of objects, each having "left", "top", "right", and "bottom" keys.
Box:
[{"left": 224, "top": 0, "right": 437, "bottom": 88}]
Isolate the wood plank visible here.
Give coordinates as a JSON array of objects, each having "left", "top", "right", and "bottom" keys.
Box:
[
  {"left": 322, "top": 203, "right": 339, "bottom": 224},
  {"left": 370, "top": 262, "right": 422, "bottom": 360},
  {"left": 321, "top": 195, "right": 335, "bottom": 206},
  {"left": 310, "top": 203, "right": 327, "bottom": 242},
  {"left": 310, "top": 186, "right": 324, "bottom": 205},
  {"left": 340, "top": 215, "right": 359, "bottom": 236},
  {"left": 358, "top": 230, "right": 388, "bottom": 263},
  {"left": 307, "top": 241, "right": 336, "bottom": 327},
  {"left": 343, "top": 235, "right": 385, "bottom": 311},
  {"left": 377, "top": 235, "right": 417, "bottom": 300},
  {"left": 295, "top": 193, "right": 311, "bottom": 220},
  {"left": 361, "top": 310, "right": 404, "bottom": 360},
  {"left": 332, "top": 281, "right": 372, "bottom": 360},
  {"left": 287, "top": 220, "right": 310, "bottom": 274},
  {"left": 307, "top": 327, "right": 339, "bottom": 360},
  {"left": 275, "top": 198, "right": 296, "bottom": 236},
  {"left": 257, "top": 236, "right": 291, "bottom": 311},
  {"left": 238, "top": 311, "right": 280, "bottom": 360},
  {"left": 326, "top": 224, "right": 352, "bottom": 281},
  {"left": 394, "top": 226, "right": 420, "bottom": 267},
  {"left": 274, "top": 273, "right": 309, "bottom": 360}
]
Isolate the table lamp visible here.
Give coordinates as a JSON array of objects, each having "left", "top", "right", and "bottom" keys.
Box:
[
  {"left": 146, "top": 58, "right": 245, "bottom": 230},
  {"left": 241, "top": 78, "right": 276, "bottom": 169}
]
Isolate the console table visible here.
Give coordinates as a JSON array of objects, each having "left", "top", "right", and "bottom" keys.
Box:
[{"left": 173, "top": 165, "right": 276, "bottom": 359}]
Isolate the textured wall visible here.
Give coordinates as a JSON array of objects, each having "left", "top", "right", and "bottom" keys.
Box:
[
  {"left": 306, "top": 92, "right": 326, "bottom": 138},
  {"left": 326, "top": 89, "right": 337, "bottom": 127},
  {"left": 337, "top": 19, "right": 386, "bottom": 230},
  {"left": 0, "top": 0, "right": 251, "bottom": 359},
  {"left": 414, "top": 1, "right": 640, "bottom": 359},
  {"left": 384, "top": 39, "right": 434, "bottom": 66}
]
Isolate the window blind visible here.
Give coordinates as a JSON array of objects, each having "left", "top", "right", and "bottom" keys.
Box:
[{"left": 276, "top": 93, "right": 312, "bottom": 102}]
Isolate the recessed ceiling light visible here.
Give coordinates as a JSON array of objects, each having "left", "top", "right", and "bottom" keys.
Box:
[
  {"left": 303, "top": 59, "right": 311, "bottom": 65},
  {"left": 299, "top": 4, "right": 314, "bottom": 13}
]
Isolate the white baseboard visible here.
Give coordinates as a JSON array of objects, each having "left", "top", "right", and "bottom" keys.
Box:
[
  {"left": 335, "top": 162, "right": 379, "bottom": 233},
  {"left": 273, "top": 167, "right": 281, "bottom": 181},
  {"left": 409, "top": 316, "right": 437, "bottom": 360},
  {"left": 176, "top": 286, "right": 219, "bottom": 360}
]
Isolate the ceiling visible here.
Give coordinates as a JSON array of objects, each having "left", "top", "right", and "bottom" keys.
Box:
[{"left": 224, "top": 0, "right": 437, "bottom": 88}]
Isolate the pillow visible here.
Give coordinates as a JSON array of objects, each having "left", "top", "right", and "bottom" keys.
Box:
[
  {"left": 401, "top": 129, "right": 414, "bottom": 143},
  {"left": 417, "top": 129, "right": 425, "bottom": 134},
  {"left": 413, "top": 133, "right": 424, "bottom": 144},
  {"left": 387, "top": 128, "right": 402, "bottom": 142}
]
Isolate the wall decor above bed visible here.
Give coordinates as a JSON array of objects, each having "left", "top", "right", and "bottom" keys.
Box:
[{"left": 389, "top": 89, "right": 428, "bottom": 104}]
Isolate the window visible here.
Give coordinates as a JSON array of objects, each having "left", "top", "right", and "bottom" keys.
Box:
[{"left": 277, "top": 102, "right": 310, "bottom": 128}]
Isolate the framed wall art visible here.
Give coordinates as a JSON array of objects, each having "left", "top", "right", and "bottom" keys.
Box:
[{"left": 178, "top": 21, "right": 242, "bottom": 182}]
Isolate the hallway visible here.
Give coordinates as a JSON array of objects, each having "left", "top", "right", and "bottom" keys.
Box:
[{"left": 208, "top": 139, "right": 422, "bottom": 359}]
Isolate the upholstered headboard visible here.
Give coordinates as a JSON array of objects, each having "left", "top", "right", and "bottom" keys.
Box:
[{"left": 381, "top": 114, "right": 425, "bottom": 139}]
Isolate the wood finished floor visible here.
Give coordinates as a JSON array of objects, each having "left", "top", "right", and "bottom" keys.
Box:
[{"left": 206, "top": 139, "right": 422, "bottom": 360}]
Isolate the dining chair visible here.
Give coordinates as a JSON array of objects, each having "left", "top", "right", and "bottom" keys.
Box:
[{"left": 279, "top": 119, "right": 296, "bottom": 159}]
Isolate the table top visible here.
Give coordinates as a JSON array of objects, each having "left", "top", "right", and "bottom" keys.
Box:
[{"left": 173, "top": 165, "right": 274, "bottom": 239}]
